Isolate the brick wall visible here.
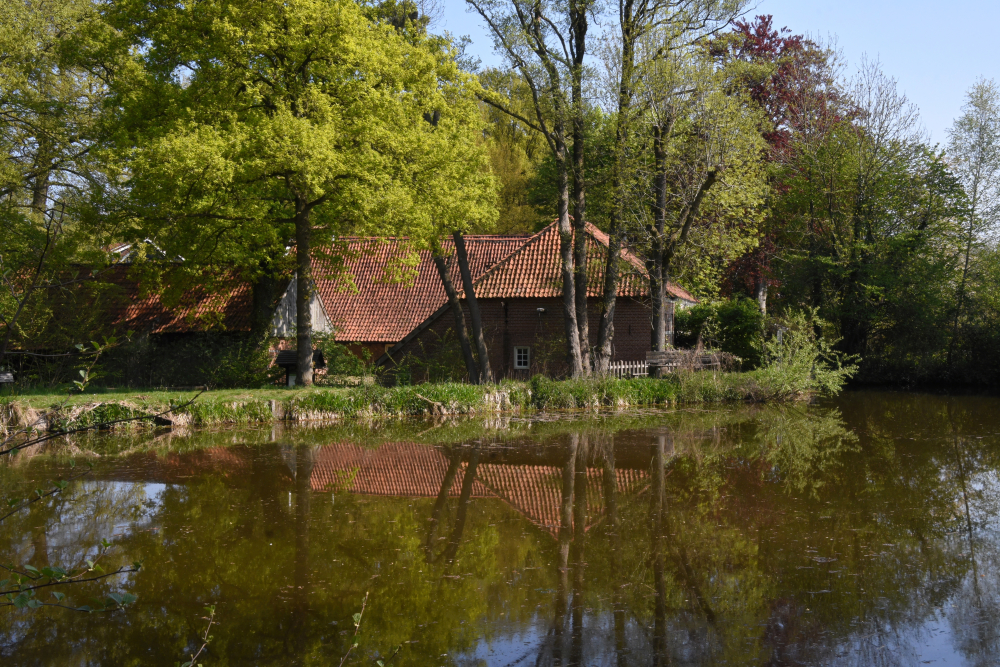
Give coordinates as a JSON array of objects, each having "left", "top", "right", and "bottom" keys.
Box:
[{"left": 385, "top": 296, "right": 662, "bottom": 380}]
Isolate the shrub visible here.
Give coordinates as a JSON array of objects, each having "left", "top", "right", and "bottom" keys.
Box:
[
  {"left": 208, "top": 337, "right": 281, "bottom": 388},
  {"left": 315, "top": 338, "right": 375, "bottom": 384},
  {"left": 675, "top": 298, "right": 764, "bottom": 369},
  {"left": 753, "top": 309, "right": 858, "bottom": 397}
]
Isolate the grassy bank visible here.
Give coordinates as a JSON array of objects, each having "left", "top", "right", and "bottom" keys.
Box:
[{"left": 0, "top": 366, "right": 833, "bottom": 435}]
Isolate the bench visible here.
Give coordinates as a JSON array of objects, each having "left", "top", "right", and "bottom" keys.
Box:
[{"left": 646, "top": 350, "right": 723, "bottom": 376}]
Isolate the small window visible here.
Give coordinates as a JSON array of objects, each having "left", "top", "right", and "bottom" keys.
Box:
[{"left": 514, "top": 346, "right": 530, "bottom": 369}]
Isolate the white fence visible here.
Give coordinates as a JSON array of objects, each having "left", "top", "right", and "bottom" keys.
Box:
[{"left": 608, "top": 360, "right": 648, "bottom": 378}]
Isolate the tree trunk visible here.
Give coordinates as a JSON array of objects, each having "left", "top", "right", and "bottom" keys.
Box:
[
  {"left": 948, "top": 211, "right": 977, "bottom": 366},
  {"left": 569, "top": 433, "right": 588, "bottom": 667},
  {"left": 443, "top": 449, "right": 479, "bottom": 562},
  {"left": 31, "top": 135, "right": 51, "bottom": 217},
  {"left": 292, "top": 443, "right": 314, "bottom": 653},
  {"left": 650, "top": 124, "right": 668, "bottom": 352},
  {"left": 570, "top": 0, "right": 590, "bottom": 374},
  {"left": 754, "top": 276, "right": 768, "bottom": 317},
  {"left": 452, "top": 232, "right": 493, "bottom": 383},
  {"left": 294, "top": 197, "right": 314, "bottom": 386},
  {"left": 433, "top": 247, "right": 480, "bottom": 384},
  {"left": 557, "top": 145, "right": 584, "bottom": 378},
  {"left": 426, "top": 449, "right": 462, "bottom": 559},
  {"left": 573, "top": 192, "right": 590, "bottom": 373},
  {"left": 594, "top": 227, "right": 622, "bottom": 374},
  {"left": 593, "top": 4, "right": 636, "bottom": 374},
  {"left": 554, "top": 434, "right": 578, "bottom": 661},
  {"left": 602, "top": 441, "right": 627, "bottom": 666},
  {"left": 651, "top": 436, "right": 668, "bottom": 665},
  {"left": 661, "top": 167, "right": 721, "bottom": 285}
]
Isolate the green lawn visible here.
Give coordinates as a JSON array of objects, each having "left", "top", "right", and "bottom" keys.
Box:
[{"left": 7, "top": 385, "right": 350, "bottom": 410}]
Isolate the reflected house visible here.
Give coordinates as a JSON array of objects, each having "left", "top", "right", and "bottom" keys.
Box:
[
  {"left": 311, "top": 442, "right": 648, "bottom": 537},
  {"left": 353, "top": 222, "right": 696, "bottom": 379},
  {"left": 101, "top": 222, "right": 696, "bottom": 382},
  {"left": 94, "top": 441, "right": 649, "bottom": 538}
]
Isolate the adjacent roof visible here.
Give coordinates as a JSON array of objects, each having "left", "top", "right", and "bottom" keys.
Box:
[
  {"left": 102, "top": 266, "right": 254, "bottom": 334},
  {"left": 316, "top": 236, "right": 527, "bottom": 343}
]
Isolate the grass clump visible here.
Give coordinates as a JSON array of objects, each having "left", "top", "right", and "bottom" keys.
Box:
[{"left": 529, "top": 376, "right": 679, "bottom": 410}]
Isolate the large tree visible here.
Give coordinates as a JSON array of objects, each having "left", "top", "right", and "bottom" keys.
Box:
[
  {"left": 712, "top": 15, "right": 840, "bottom": 316},
  {"left": 466, "top": 0, "right": 591, "bottom": 377},
  {"left": 0, "top": 0, "right": 117, "bottom": 368},
  {"left": 108, "top": 0, "right": 493, "bottom": 384},
  {"left": 946, "top": 78, "right": 1000, "bottom": 365}
]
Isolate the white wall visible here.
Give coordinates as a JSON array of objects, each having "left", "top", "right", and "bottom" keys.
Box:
[{"left": 270, "top": 275, "right": 333, "bottom": 337}]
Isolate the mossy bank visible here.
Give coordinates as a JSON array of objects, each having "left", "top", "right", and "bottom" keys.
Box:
[{"left": 0, "top": 366, "right": 843, "bottom": 435}]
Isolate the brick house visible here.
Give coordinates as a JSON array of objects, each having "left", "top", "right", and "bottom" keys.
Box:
[
  {"left": 286, "top": 221, "right": 696, "bottom": 380},
  {"left": 105, "top": 221, "right": 695, "bottom": 382}
]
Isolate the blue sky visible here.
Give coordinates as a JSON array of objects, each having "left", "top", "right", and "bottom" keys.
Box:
[{"left": 439, "top": 0, "right": 1000, "bottom": 145}]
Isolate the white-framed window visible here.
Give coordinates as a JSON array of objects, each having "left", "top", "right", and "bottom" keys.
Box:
[{"left": 514, "top": 346, "right": 531, "bottom": 369}]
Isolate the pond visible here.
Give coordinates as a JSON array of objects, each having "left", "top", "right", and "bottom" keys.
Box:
[{"left": 3, "top": 390, "right": 1000, "bottom": 665}]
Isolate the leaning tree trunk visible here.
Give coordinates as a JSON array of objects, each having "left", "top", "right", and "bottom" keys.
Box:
[
  {"left": 453, "top": 232, "right": 493, "bottom": 383},
  {"left": 294, "top": 197, "right": 314, "bottom": 386},
  {"left": 432, "top": 247, "right": 480, "bottom": 384}
]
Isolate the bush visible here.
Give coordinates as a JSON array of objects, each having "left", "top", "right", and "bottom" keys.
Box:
[
  {"left": 315, "top": 338, "right": 372, "bottom": 382},
  {"left": 208, "top": 338, "right": 281, "bottom": 388},
  {"left": 529, "top": 375, "right": 679, "bottom": 409},
  {"left": 753, "top": 309, "right": 858, "bottom": 397},
  {"left": 675, "top": 298, "right": 764, "bottom": 369}
]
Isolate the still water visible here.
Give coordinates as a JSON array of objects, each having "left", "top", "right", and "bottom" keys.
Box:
[{"left": 4, "top": 390, "right": 1000, "bottom": 665}]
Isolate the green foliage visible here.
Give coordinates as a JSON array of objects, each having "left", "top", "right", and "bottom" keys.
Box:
[
  {"left": 754, "top": 310, "right": 858, "bottom": 398},
  {"left": 715, "top": 299, "right": 765, "bottom": 368},
  {"left": 209, "top": 339, "right": 281, "bottom": 390},
  {"left": 107, "top": 0, "right": 496, "bottom": 301},
  {"left": 528, "top": 375, "right": 679, "bottom": 409},
  {"left": 314, "top": 336, "right": 373, "bottom": 383},
  {"left": 675, "top": 298, "right": 764, "bottom": 369},
  {"left": 103, "top": 334, "right": 279, "bottom": 390},
  {"left": 392, "top": 329, "right": 469, "bottom": 384}
]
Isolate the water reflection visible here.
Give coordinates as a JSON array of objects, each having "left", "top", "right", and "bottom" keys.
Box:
[{"left": 4, "top": 391, "right": 1000, "bottom": 665}]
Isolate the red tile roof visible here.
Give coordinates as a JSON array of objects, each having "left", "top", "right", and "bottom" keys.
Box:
[
  {"left": 472, "top": 222, "right": 695, "bottom": 302},
  {"left": 476, "top": 464, "right": 647, "bottom": 536},
  {"left": 327, "top": 221, "right": 696, "bottom": 344},
  {"left": 96, "top": 221, "right": 695, "bottom": 340},
  {"left": 317, "top": 236, "right": 528, "bottom": 343},
  {"left": 310, "top": 442, "right": 649, "bottom": 538},
  {"left": 311, "top": 442, "right": 491, "bottom": 497},
  {"left": 101, "top": 266, "right": 254, "bottom": 334}
]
